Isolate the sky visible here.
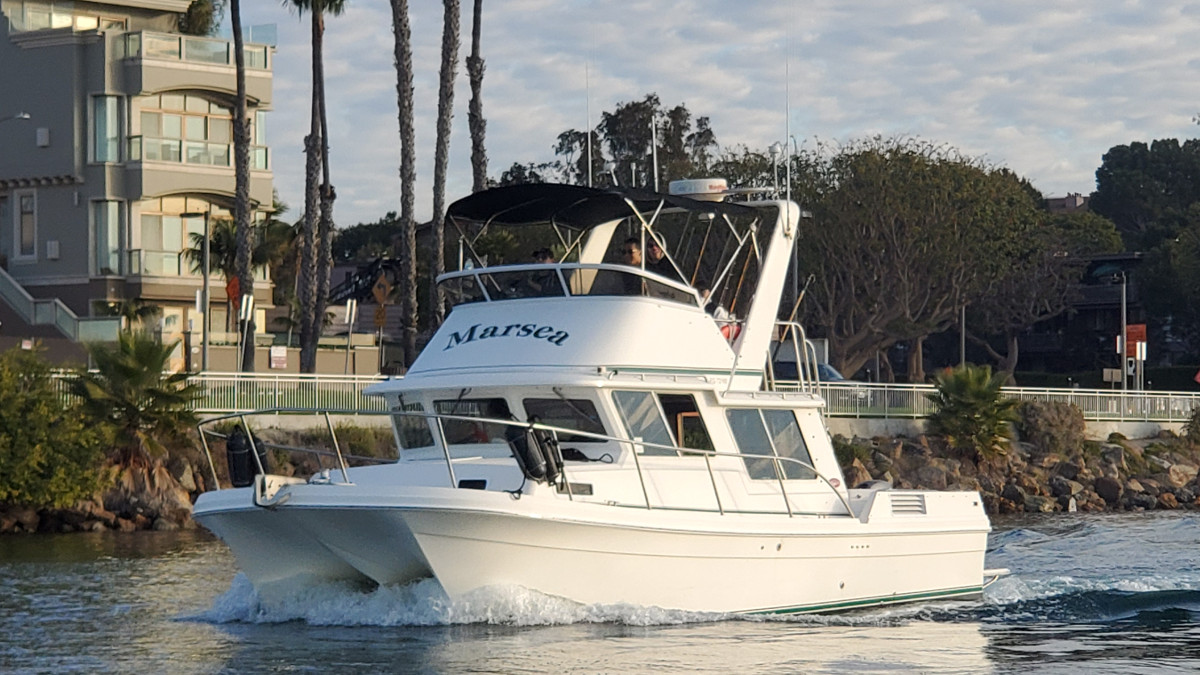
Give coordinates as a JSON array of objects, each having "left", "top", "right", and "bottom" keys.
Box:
[{"left": 232, "top": 0, "right": 1200, "bottom": 227}]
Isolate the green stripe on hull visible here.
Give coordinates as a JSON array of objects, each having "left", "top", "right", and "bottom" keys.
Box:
[{"left": 748, "top": 585, "right": 984, "bottom": 615}]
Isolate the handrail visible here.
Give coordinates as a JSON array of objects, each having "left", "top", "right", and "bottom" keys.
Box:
[{"left": 196, "top": 407, "right": 855, "bottom": 517}]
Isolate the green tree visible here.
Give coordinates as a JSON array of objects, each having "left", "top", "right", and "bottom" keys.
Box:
[
  {"left": 72, "top": 333, "right": 200, "bottom": 467},
  {"left": 795, "top": 137, "right": 1034, "bottom": 378},
  {"left": 178, "top": 0, "right": 223, "bottom": 35},
  {"left": 0, "top": 348, "right": 108, "bottom": 508},
  {"left": 333, "top": 212, "right": 401, "bottom": 262},
  {"left": 1090, "top": 138, "right": 1200, "bottom": 250},
  {"left": 184, "top": 216, "right": 291, "bottom": 330},
  {"left": 926, "top": 364, "right": 1018, "bottom": 460},
  {"left": 966, "top": 208, "right": 1122, "bottom": 379}
]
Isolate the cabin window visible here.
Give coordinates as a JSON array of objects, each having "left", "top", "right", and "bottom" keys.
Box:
[
  {"left": 612, "top": 391, "right": 676, "bottom": 455},
  {"left": 392, "top": 402, "right": 434, "bottom": 450},
  {"left": 481, "top": 269, "right": 565, "bottom": 299},
  {"left": 438, "top": 275, "right": 486, "bottom": 312},
  {"left": 522, "top": 398, "right": 606, "bottom": 442},
  {"left": 434, "top": 398, "right": 512, "bottom": 444},
  {"left": 658, "top": 394, "right": 714, "bottom": 455},
  {"left": 726, "top": 409, "right": 817, "bottom": 480}
]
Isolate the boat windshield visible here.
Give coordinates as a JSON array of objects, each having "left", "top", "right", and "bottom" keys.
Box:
[{"left": 439, "top": 263, "right": 698, "bottom": 312}]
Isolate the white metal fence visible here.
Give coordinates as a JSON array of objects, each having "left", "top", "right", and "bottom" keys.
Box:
[
  {"left": 50, "top": 372, "right": 1200, "bottom": 423},
  {"left": 816, "top": 382, "right": 1200, "bottom": 423}
]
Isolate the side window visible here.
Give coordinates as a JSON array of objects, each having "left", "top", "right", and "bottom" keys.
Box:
[
  {"left": 726, "top": 409, "right": 778, "bottom": 480},
  {"left": 392, "top": 401, "right": 434, "bottom": 450},
  {"left": 658, "top": 393, "right": 714, "bottom": 454},
  {"left": 522, "top": 398, "right": 607, "bottom": 442},
  {"left": 726, "top": 409, "right": 817, "bottom": 480},
  {"left": 434, "top": 398, "right": 512, "bottom": 444},
  {"left": 612, "top": 391, "right": 675, "bottom": 455},
  {"left": 761, "top": 410, "right": 816, "bottom": 479}
]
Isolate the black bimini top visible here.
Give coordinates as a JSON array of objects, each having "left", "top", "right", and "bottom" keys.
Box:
[{"left": 446, "top": 183, "right": 756, "bottom": 230}]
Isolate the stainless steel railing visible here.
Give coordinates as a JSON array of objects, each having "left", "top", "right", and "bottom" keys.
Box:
[{"left": 197, "top": 408, "right": 855, "bottom": 518}]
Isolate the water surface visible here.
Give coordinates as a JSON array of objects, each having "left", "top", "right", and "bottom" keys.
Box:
[{"left": 2, "top": 512, "right": 1199, "bottom": 673}]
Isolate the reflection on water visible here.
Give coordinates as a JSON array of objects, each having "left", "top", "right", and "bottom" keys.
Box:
[{"left": 1, "top": 513, "right": 1200, "bottom": 673}]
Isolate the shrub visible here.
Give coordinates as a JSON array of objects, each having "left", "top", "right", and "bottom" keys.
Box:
[
  {"left": 832, "top": 434, "right": 872, "bottom": 469},
  {"left": 926, "top": 364, "right": 1018, "bottom": 461},
  {"left": 1015, "top": 400, "right": 1086, "bottom": 458},
  {"left": 1183, "top": 406, "right": 1200, "bottom": 447},
  {"left": 0, "top": 347, "right": 110, "bottom": 508}
]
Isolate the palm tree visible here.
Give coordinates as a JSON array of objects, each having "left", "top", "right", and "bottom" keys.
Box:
[
  {"left": 390, "top": 0, "right": 418, "bottom": 365},
  {"left": 185, "top": 217, "right": 292, "bottom": 331},
  {"left": 430, "top": 0, "right": 460, "bottom": 325},
  {"left": 290, "top": 0, "right": 348, "bottom": 372},
  {"left": 72, "top": 333, "right": 200, "bottom": 467},
  {"left": 231, "top": 0, "right": 254, "bottom": 370},
  {"left": 467, "top": 0, "right": 486, "bottom": 193}
]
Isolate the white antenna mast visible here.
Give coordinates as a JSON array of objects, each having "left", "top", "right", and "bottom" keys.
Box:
[{"left": 586, "top": 62, "right": 593, "bottom": 187}]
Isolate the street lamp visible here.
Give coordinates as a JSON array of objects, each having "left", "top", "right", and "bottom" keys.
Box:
[
  {"left": 182, "top": 210, "right": 211, "bottom": 372},
  {"left": 1113, "top": 271, "right": 1127, "bottom": 391},
  {"left": 0, "top": 111, "right": 31, "bottom": 124}
]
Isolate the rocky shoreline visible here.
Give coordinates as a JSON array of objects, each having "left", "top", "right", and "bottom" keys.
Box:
[
  {"left": 5, "top": 427, "right": 1200, "bottom": 534},
  {"left": 839, "top": 431, "right": 1200, "bottom": 514}
]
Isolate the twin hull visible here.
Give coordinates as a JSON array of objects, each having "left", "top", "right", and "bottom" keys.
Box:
[{"left": 194, "top": 484, "right": 988, "bottom": 614}]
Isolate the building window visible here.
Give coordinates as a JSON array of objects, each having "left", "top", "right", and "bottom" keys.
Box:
[
  {"left": 93, "top": 96, "right": 121, "bottom": 163},
  {"left": 135, "top": 93, "right": 231, "bottom": 166},
  {"left": 133, "top": 196, "right": 225, "bottom": 277},
  {"left": 15, "top": 191, "right": 35, "bottom": 259},
  {"left": 93, "top": 201, "right": 121, "bottom": 274}
]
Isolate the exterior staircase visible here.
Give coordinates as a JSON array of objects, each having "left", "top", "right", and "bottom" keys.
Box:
[{"left": 0, "top": 267, "right": 120, "bottom": 342}]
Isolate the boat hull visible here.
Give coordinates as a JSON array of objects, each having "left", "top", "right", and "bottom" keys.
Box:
[{"left": 194, "top": 485, "right": 989, "bottom": 614}]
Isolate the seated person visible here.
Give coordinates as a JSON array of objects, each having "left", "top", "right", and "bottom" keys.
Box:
[
  {"left": 619, "top": 238, "right": 646, "bottom": 295},
  {"left": 645, "top": 238, "right": 684, "bottom": 284}
]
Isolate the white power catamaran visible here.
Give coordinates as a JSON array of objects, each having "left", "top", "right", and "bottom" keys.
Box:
[{"left": 193, "top": 182, "right": 1005, "bottom": 614}]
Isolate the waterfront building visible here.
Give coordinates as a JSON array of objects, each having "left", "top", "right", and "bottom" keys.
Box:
[{"left": 0, "top": 0, "right": 274, "bottom": 367}]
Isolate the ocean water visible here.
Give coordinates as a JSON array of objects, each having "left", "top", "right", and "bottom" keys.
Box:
[{"left": 2, "top": 512, "right": 1199, "bottom": 673}]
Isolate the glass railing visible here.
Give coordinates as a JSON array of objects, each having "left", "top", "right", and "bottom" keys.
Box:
[
  {"left": 127, "top": 136, "right": 270, "bottom": 171},
  {"left": 128, "top": 249, "right": 268, "bottom": 281},
  {"left": 129, "top": 249, "right": 184, "bottom": 276},
  {"left": 120, "top": 31, "right": 270, "bottom": 70}
]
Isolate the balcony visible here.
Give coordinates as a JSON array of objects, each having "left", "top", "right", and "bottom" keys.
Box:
[
  {"left": 128, "top": 249, "right": 268, "bottom": 281},
  {"left": 118, "top": 31, "right": 273, "bottom": 106},
  {"left": 124, "top": 136, "right": 273, "bottom": 206},
  {"left": 127, "top": 136, "right": 269, "bottom": 170}
]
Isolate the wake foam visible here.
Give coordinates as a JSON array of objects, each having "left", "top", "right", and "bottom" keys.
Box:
[{"left": 192, "top": 573, "right": 732, "bottom": 627}]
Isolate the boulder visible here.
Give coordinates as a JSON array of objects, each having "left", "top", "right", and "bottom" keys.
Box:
[
  {"left": 1125, "top": 478, "right": 1145, "bottom": 494},
  {"left": 1002, "top": 483, "right": 1027, "bottom": 504},
  {"left": 1158, "top": 493, "right": 1180, "bottom": 509},
  {"left": 1147, "top": 455, "right": 1172, "bottom": 472},
  {"left": 844, "top": 459, "right": 872, "bottom": 488},
  {"left": 1167, "top": 464, "right": 1199, "bottom": 489},
  {"left": 1057, "top": 461, "right": 1082, "bottom": 481},
  {"left": 915, "top": 464, "right": 949, "bottom": 491},
  {"left": 0, "top": 506, "right": 40, "bottom": 533},
  {"left": 1126, "top": 492, "right": 1158, "bottom": 510},
  {"left": 1024, "top": 495, "right": 1057, "bottom": 513},
  {"left": 1050, "top": 476, "right": 1085, "bottom": 499},
  {"left": 1101, "top": 444, "right": 1127, "bottom": 471},
  {"left": 1094, "top": 476, "right": 1123, "bottom": 504}
]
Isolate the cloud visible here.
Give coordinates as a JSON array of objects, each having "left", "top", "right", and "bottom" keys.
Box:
[{"left": 236, "top": 1, "right": 1200, "bottom": 225}]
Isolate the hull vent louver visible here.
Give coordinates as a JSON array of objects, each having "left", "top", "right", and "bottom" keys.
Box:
[{"left": 890, "top": 494, "right": 927, "bottom": 515}]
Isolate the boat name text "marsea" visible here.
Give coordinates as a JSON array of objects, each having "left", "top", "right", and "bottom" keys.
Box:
[{"left": 444, "top": 322, "right": 569, "bottom": 350}]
